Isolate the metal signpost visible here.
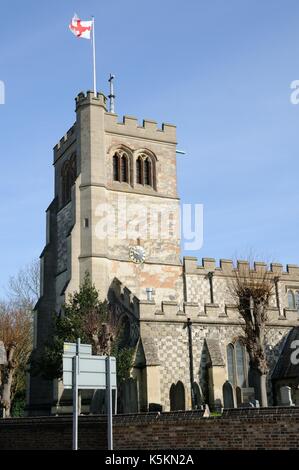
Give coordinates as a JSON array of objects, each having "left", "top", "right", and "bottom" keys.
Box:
[
  {"left": 63, "top": 339, "right": 117, "bottom": 451},
  {"left": 106, "top": 356, "right": 113, "bottom": 450},
  {"left": 72, "top": 343, "right": 79, "bottom": 450}
]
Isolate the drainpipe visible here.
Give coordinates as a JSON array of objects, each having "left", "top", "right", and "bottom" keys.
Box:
[{"left": 186, "top": 318, "right": 195, "bottom": 409}]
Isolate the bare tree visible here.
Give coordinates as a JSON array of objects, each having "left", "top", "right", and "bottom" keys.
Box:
[
  {"left": 0, "top": 259, "right": 39, "bottom": 417},
  {"left": 83, "top": 308, "right": 120, "bottom": 356},
  {"left": 228, "top": 263, "right": 274, "bottom": 407},
  {"left": 0, "top": 306, "right": 32, "bottom": 417},
  {"left": 6, "top": 259, "right": 40, "bottom": 310}
]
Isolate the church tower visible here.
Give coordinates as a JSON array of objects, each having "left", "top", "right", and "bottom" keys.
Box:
[{"left": 29, "top": 90, "right": 183, "bottom": 414}]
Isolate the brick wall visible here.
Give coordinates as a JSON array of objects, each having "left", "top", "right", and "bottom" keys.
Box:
[{"left": 1, "top": 408, "right": 299, "bottom": 450}]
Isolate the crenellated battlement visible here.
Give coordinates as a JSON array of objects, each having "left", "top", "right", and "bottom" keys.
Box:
[
  {"left": 74, "top": 90, "right": 176, "bottom": 143},
  {"left": 105, "top": 111, "right": 176, "bottom": 144},
  {"left": 183, "top": 257, "right": 299, "bottom": 278},
  {"left": 109, "top": 278, "right": 140, "bottom": 318},
  {"left": 138, "top": 298, "right": 299, "bottom": 326},
  {"left": 75, "top": 90, "right": 107, "bottom": 108},
  {"left": 53, "top": 124, "right": 76, "bottom": 162},
  {"left": 53, "top": 90, "right": 177, "bottom": 164}
]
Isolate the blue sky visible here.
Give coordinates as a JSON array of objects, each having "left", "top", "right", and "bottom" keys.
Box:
[{"left": 1, "top": 0, "right": 299, "bottom": 296}]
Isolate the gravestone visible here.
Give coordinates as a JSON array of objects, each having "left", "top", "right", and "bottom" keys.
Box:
[
  {"left": 149, "top": 403, "right": 163, "bottom": 412},
  {"left": 192, "top": 382, "right": 204, "bottom": 409},
  {"left": 223, "top": 381, "right": 236, "bottom": 408},
  {"left": 120, "top": 377, "right": 138, "bottom": 413},
  {"left": 280, "top": 386, "right": 294, "bottom": 406},
  {"left": 236, "top": 387, "right": 255, "bottom": 407},
  {"left": 249, "top": 399, "right": 260, "bottom": 408},
  {"left": 203, "top": 403, "right": 210, "bottom": 417}
]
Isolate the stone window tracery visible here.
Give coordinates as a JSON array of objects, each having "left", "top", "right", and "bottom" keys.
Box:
[
  {"left": 135, "top": 153, "right": 156, "bottom": 189},
  {"left": 226, "top": 341, "right": 249, "bottom": 388},
  {"left": 112, "top": 150, "right": 130, "bottom": 184},
  {"left": 61, "top": 154, "right": 76, "bottom": 206}
]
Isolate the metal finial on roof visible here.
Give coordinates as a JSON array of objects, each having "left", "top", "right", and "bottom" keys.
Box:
[{"left": 108, "top": 73, "right": 115, "bottom": 113}]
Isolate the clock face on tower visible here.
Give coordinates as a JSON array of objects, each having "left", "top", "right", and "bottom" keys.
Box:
[{"left": 129, "top": 245, "right": 146, "bottom": 264}]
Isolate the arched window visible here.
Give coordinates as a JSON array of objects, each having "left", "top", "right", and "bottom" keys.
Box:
[
  {"left": 169, "top": 384, "right": 176, "bottom": 411},
  {"left": 144, "top": 158, "right": 151, "bottom": 186},
  {"left": 121, "top": 155, "right": 128, "bottom": 183},
  {"left": 295, "top": 291, "right": 299, "bottom": 311},
  {"left": 112, "top": 150, "right": 130, "bottom": 184},
  {"left": 288, "top": 290, "right": 295, "bottom": 309},
  {"left": 136, "top": 157, "right": 142, "bottom": 184},
  {"left": 227, "top": 344, "right": 235, "bottom": 385},
  {"left": 135, "top": 153, "right": 156, "bottom": 189},
  {"left": 226, "top": 341, "right": 249, "bottom": 388},
  {"left": 113, "top": 154, "right": 119, "bottom": 181},
  {"left": 235, "top": 341, "right": 246, "bottom": 388},
  {"left": 61, "top": 154, "right": 76, "bottom": 206}
]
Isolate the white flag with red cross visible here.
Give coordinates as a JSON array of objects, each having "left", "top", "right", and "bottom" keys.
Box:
[{"left": 69, "top": 15, "right": 93, "bottom": 39}]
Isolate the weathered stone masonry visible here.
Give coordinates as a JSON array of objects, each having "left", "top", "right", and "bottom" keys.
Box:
[{"left": 29, "top": 91, "right": 299, "bottom": 415}]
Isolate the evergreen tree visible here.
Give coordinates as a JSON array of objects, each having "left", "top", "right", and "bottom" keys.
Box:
[{"left": 33, "top": 273, "right": 133, "bottom": 382}]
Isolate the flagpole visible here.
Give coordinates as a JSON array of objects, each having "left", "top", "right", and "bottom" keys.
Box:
[{"left": 92, "top": 16, "right": 97, "bottom": 96}]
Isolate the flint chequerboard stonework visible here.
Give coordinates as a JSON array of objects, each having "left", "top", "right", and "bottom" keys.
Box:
[{"left": 28, "top": 91, "right": 299, "bottom": 415}]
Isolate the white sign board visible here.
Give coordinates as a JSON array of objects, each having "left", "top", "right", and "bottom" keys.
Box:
[
  {"left": 62, "top": 340, "right": 116, "bottom": 451},
  {"left": 63, "top": 342, "right": 92, "bottom": 356},
  {"left": 63, "top": 355, "right": 117, "bottom": 389}
]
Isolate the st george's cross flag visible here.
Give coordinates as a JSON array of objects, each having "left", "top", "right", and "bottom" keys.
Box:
[
  {"left": 69, "top": 15, "right": 93, "bottom": 39},
  {"left": 68, "top": 14, "right": 97, "bottom": 96}
]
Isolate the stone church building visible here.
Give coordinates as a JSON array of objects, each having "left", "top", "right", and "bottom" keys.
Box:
[{"left": 28, "top": 90, "right": 299, "bottom": 415}]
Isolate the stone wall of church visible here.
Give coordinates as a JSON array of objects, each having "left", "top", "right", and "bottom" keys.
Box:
[
  {"left": 103, "top": 191, "right": 181, "bottom": 265},
  {"left": 56, "top": 201, "right": 73, "bottom": 274},
  {"left": 109, "top": 260, "right": 184, "bottom": 305},
  {"left": 140, "top": 318, "right": 292, "bottom": 410},
  {"left": 139, "top": 256, "right": 299, "bottom": 410},
  {"left": 184, "top": 257, "right": 299, "bottom": 316}
]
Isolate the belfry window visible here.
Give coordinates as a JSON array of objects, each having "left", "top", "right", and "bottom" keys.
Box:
[
  {"left": 144, "top": 158, "right": 151, "bottom": 185},
  {"left": 135, "top": 153, "right": 156, "bottom": 189},
  {"left": 121, "top": 155, "right": 128, "bottom": 183},
  {"left": 112, "top": 150, "right": 130, "bottom": 184},
  {"left": 136, "top": 157, "right": 142, "bottom": 184},
  {"left": 226, "top": 341, "right": 249, "bottom": 388},
  {"left": 61, "top": 154, "right": 76, "bottom": 206},
  {"left": 113, "top": 154, "right": 119, "bottom": 181}
]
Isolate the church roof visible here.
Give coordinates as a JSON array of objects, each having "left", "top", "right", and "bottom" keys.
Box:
[
  {"left": 272, "top": 327, "right": 299, "bottom": 380},
  {"left": 135, "top": 337, "right": 160, "bottom": 367},
  {"left": 142, "top": 337, "right": 160, "bottom": 366}
]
